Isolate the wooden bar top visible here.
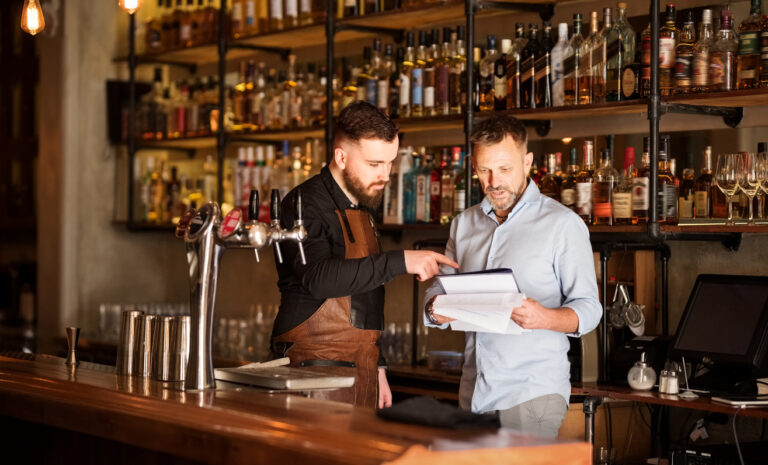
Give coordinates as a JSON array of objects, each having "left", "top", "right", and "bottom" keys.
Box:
[{"left": 0, "top": 354, "right": 591, "bottom": 465}]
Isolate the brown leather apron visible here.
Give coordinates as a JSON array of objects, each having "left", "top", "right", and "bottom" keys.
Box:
[{"left": 272, "top": 209, "right": 381, "bottom": 408}]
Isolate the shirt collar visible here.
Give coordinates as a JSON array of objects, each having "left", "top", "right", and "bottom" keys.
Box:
[
  {"left": 320, "top": 165, "right": 369, "bottom": 212},
  {"left": 480, "top": 178, "right": 541, "bottom": 218}
]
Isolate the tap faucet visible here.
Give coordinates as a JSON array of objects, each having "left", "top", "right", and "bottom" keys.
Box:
[{"left": 178, "top": 189, "right": 307, "bottom": 390}]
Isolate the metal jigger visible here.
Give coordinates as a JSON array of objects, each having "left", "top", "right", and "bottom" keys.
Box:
[{"left": 65, "top": 326, "right": 80, "bottom": 366}]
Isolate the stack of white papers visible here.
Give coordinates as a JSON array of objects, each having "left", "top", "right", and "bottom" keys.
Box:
[{"left": 432, "top": 269, "right": 529, "bottom": 335}]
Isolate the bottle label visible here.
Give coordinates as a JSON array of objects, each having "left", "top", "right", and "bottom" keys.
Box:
[
  {"left": 694, "top": 191, "right": 709, "bottom": 217},
  {"left": 416, "top": 175, "right": 428, "bottom": 221},
  {"left": 622, "top": 67, "right": 637, "bottom": 98},
  {"left": 659, "top": 38, "right": 675, "bottom": 68},
  {"left": 344, "top": 0, "right": 355, "bottom": 6},
  {"left": 674, "top": 50, "right": 693, "bottom": 83},
  {"left": 300, "top": 0, "right": 311, "bottom": 13},
  {"left": 739, "top": 31, "right": 759, "bottom": 55},
  {"left": 576, "top": 182, "right": 592, "bottom": 215},
  {"left": 594, "top": 201, "right": 612, "bottom": 219},
  {"left": 424, "top": 86, "right": 435, "bottom": 107},
  {"left": 657, "top": 184, "right": 678, "bottom": 220},
  {"left": 494, "top": 74, "right": 507, "bottom": 99},
  {"left": 431, "top": 181, "right": 441, "bottom": 196},
  {"left": 632, "top": 176, "right": 649, "bottom": 210},
  {"left": 399, "top": 74, "right": 410, "bottom": 106},
  {"left": 641, "top": 36, "right": 651, "bottom": 79},
  {"left": 180, "top": 24, "right": 192, "bottom": 41},
  {"left": 377, "top": 79, "right": 389, "bottom": 110},
  {"left": 232, "top": 3, "right": 243, "bottom": 21},
  {"left": 679, "top": 195, "right": 694, "bottom": 219},
  {"left": 245, "top": 0, "right": 256, "bottom": 25},
  {"left": 613, "top": 192, "right": 632, "bottom": 219},
  {"left": 285, "top": 0, "right": 298, "bottom": 17},
  {"left": 561, "top": 188, "right": 575, "bottom": 207},
  {"left": 692, "top": 52, "right": 709, "bottom": 87},
  {"left": 454, "top": 190, "right": 466, "bottom": 212},
  {"left": 270, "top": 0, "right": 283, "bottom": 19},
  {"left": 411, "top": 69, "right": 423, "bottom": 105}
]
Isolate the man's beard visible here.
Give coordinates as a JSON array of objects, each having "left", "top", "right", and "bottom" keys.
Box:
[
  {"left": 485, "top": 179, "right": 527, "bottom": 211},
  {"left": 342, "top": 168, "right": 387, "bottom": 209}
]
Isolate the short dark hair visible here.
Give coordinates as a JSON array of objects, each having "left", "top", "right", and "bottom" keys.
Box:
[
  {"left": 469, "top": 114, "right": 527, "bottom": 148},
  {"left": 334, "top": 101, "right": 398, "bottom": 145}
]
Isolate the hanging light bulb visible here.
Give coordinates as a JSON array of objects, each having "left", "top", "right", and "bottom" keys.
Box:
[
  {"left": 20, "top": 0, "right": 46, "bottom": 36},
  {"left": 119, "top": 0, "right": 144, "bottom": 14}
]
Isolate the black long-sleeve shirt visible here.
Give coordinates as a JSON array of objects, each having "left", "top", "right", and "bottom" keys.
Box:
[{"left": 272, "top": 166, "right": 407, "bottom": 337}]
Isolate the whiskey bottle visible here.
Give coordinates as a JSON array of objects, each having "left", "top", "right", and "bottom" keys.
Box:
[
  {"left": 179, "top": 0, "right": 194, "bottom": 47},
  {"left": 605, "top": 8, "right": 623, "bottom": 101},
  {"left": 678, "top": 153, "right": 696, "bottom": 220},
  {"left": 579, "top": 11, "right": 599, "bottom": 105},
  {"left": 535, "top": 21, "right": 553, "bottom": 108},
  {"left": 560, "top": 147, "right": 579, "bottom": 212},
  {"left": 233, "top": 61, "right": 248, "bottom": 131},
  {"left": 378, "top": 43, "right": 395, "bottom": 114},
  {"left": 761, "top": 14, "right": 768, "bottom": 87},
  {"left": 436, "top": 28, "right": 452, "bottom": 116},
  {"left": 505, "top": 23, "right": 527, "bottom": 110},
  {"left": 694, "top": 146, "right": 714, "bottom": 218},
  {"left": 298, "top": 0, "right": 313, "bottom": 25},
  {"left": 640, "top": 20, "right": 651, "bottom": 96},
  {"left": 400, "top": 32, "right": 415, "bottom": 118},
  {"left": 453, "top": 147, "right": 466, "bottom": 215},
  {"left": 591, "top": 9, "right": 610, "bottom": 104},
  {"left": 538, "top": 153, "right": 560, "bottom": 201},
  {"left": 551, "top": 22, "right": 568, "bottom": 106},
  {"left": 428, "top": 150, "right": 441, "bottom": 223},
  {"left": 479, "top": 35, "right": 499, "bottom": 112},
  {"left": 563, "top": 15, "right": 584, "bottom": 106},
  {"left": 284, "top": 0, "right": 299, "bottom": 29},
  {"left": 614, "top": 2, "right": 636, "bottom": 75},
  {"left": 633, "top": 137, "right": 650, "bottom": 223},
  {"left": 342, "top": 0, "right": 359, "bottom": 18},
  {"left": 657, "top": 135, "right": 678, "bottom": 224},
  {"left": 495, "top": 39, "right": 511, "bottom": 110},
  {"left": 423, "top": 29, "right": 438, "bottom": 116},
  {"left": 710, "top": 10, "right": 737, "bottom": 91},
  {"left": 659, "top": 3, "right": 678, "bottom": 96},
  {"left": 243, "top": 0, "right": 257, "bottom": 35},
  {"left": 146, "top": 0, "right": 164, "bottom": 52},
  {"left": 257, "top": 0, "right": 269, "bottom": 32},
  {"left": 674, "top": 11, "right": 695, "bottom": 93},
  {"left": 576, "top": 140, "right": 596, "bottom": 224},
  {"left": 471, "top": 47, "right": 482, "bottom": 112},
  {"left": 389, "top": 47, "right": 403, "bottom": 119},
  {"left": 439, "top": 148, "right": 455, "bottom": 224},
  {"left": 520, "top": 23, "right": 542, "bottom": 109},
  {"left": 449, "top": 26, "right": 466, "bottom": 115},
  {"left": 613, "top": 147, "right": 635, "bottom": 225},
  {"left": 269, "top": 0, "right": 284, "bottom": 30},
  {"left": 692, "top": 9, "right": 713, "bottom": 93},
  {"left": 231, "top": 0, "right": 246, "bottom": 39},
  {"left": 593, "top": 148, "right": 618, "bottom": 225},
  {"left": 411, "top": 30, "right": 428, "bottom": 117},
  {"left": 737, "top": 0, "right": 763, "bottom": 89}
]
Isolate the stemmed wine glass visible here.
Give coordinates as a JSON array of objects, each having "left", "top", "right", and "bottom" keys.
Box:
[
  {"left": 737, "top": 152, "right": 761, "bottom": 225},
  {"left": 714, "top": 153, "right": 739, "bottom": 226},
  {"left": 758, "top": 152, "right": 768, "bottom": 220}
]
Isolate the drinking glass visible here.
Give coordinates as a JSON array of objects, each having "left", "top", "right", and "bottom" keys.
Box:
[
  {"left": 758, "top": 152, "right": 768, "bottom": 220},
  {"left": 714, "top": 153, "right": 739, "bottom": 226},
  {"left": 738, "top": 152, "right": 760, "bottom": 225}
]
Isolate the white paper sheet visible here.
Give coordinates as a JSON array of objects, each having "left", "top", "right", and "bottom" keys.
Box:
[{"left": 432, "top": 292, "right": 528, "bottom": 334}]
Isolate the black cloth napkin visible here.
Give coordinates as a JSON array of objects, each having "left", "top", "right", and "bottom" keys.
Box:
[{"left": 376, "top": 396, "right": 500, "bottom": 429}]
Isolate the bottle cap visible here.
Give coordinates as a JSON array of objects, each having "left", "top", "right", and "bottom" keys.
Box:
[
  {"left": 702, "top": 8, "right": 712, "bottom": 24},
  {"left": 487, "top": 34, "right": 497, "bottom": 50},
  {"left": 406, "top": 31, "right": 414, "bottom": 47},
  {"left": 618, "top": 2, "right": 627, "bottom": 9},
  {"left": 443, "top": 27, "right": 452, "bottom": 43},
  {"left": 373, "top": 38, "right": 381, "bottom": 51},
  {"left": 758, "top": 142, "right": 767, "bottom": 153},
  {"left": 418, "top": 30, "right": 427, "bottom": 46},
  {"left": 624, "top": 147, "right": 635, "bottom": 169},
  {"left": 501, "top": 39, "right": 512, "bottom": 54},
  {"left": 558, "top": 22, "right": 568, "bottom": 40},
  {"left": 456, "top": 25, "right": 465, "bottom": 40}
]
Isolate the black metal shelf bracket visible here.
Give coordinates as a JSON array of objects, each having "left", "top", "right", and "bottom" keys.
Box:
[
  {"left": 135, "top": 57, "right": 198, "bottom": 73},
  {"left": 661, "top": 102, "right": 744, "bottom": 128},
  {"left": 226, "top": 42, "right": 291, "bottom": 60},
  {"left": 476, "top": 1, "right": 555, "bottom": 21},
  {"left": 333, "top": 23, "right": 404, "bottom": 44}
]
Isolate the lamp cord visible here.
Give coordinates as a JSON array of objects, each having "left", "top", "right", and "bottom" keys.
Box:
[{"left": 733, "top": 405, "right": 745, "bottom": 465}]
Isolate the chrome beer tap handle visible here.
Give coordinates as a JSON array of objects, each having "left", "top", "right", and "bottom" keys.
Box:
[
  {"left": 270, "top": 189, "right": 283, "bottom": 264},
  {"left": 293, "top": 189, "right": 307, "bottom": 265},
  {"left": 248, "top": 189, "right": 260, "bottom": 262}
]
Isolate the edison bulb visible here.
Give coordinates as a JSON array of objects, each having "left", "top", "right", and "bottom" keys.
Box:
[
  {"left": 20, "top": 0, "right": 46, "bottom": 36},
  {"left": 119, "top": 0, "right": 144, "bottom": 14}
]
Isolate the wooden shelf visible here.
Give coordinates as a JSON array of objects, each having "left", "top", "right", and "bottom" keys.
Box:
[
  {"left": 669, "top": 87, "right": 768, "bottom": 108},
  {"left": 228, "top": 127, "right": 325, "bottom": 142},
  {"left": 661, "top": 223, "right": 768, "bottom": 234},
  {"left": 135, "top": 136, "right": 217, "bottom": 150}
]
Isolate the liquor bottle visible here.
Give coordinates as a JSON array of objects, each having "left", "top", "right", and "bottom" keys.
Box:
[
  {"left": 400, "top": 33, "right": 415, "bottom": 118},
  {"left": 269, "top": 0, "right": 284, "bottom": 30},
  {"left": 560, "top": 147, "right": 579, "bottom": 212},
  {"left": 590, "top": 8, "right": 610, "bottom": 104},
  {"left": 614, "top": 2, "right": 636, "bottom": 73},
  {"left": 563, "top": 14, "right": 585, "bottom": 106},
  {"left": 657, "top": 135, "right": 678, "bottom": 224},
  {"left": 535, "top": 21, "right": 553, "bottom": 108},
  {"left": 659, "top": 3, "right": 678, "bottom": 96},
  {"left": 411, "top": 30, "right": 427, "bottom": 117},
  {"left": 257, "top": 0, "right": 269, "bottom": 32},
  {"left": 579, "top": 11, "right": 599, "bottom": 105},
  {"left": 479, "top": 35, "right": 499, "bottom": 112},
  {"left": 362, "top": 0, "right": 379, "bottom": 16},
  {"left": 551, "top": 22, "right": 569, "bottom": 106},
  {"left": 146, "top": 0, "right": 164, "bottom": 52},
  {"left": 538, "top": 153, "right": 560, "bottom": 201},
  {"left": 449, "top": 26, "right": 466, "bottom": 115},
  {"left": 761, "top": 15, "right": 768, "bottom": 87},
  {"left": 694, "top": 145, "right": 714, "bottom": 218},
  {"left": 505, "top": 23, "right": 527, "bottom": 110},
  {"left": 403, "top": 150, "right": 419, "bottom": 223},
  {"left": 243, "top": 0, "right": 257, "bottom": 35},
  {"left": 284, "top": 0, "right": 299, "bottom": 29},
  {"left": 555, "top": 151, "right": 563, "bottom": 179},
  {"left": 678, "top": 153, "right": 695, "bottom": 220},
  {"left": 299, "top": 0, "right": 313, "bottom": 25},
  {"left": 692, "top": 9, "right": 714, "bottom": 93},
  {"left": 423, "top": 30, "right": 438, "bottom": 116},
  {"left": 495, "top": 39, "right": 511, "bottom": 110},
  {"left": 357, "top": 46, "right": 373, "bottom": 103},
  {"left": 436, "top": 27, "right": 452, "bottom": 115},
  {"left": 439, "top": 148, "right": 455, "bottom": 224},
  {"left": 605, "top": 7, "right": 623, "bottom": 102},
  {"left": 389, "top": 47, "right": 403, "bottom": 119},
  {"left": 576, "top": 140, "right": 596, "bottom": 224},
  {"left": 179, "top": 0, "right": 195, "bottom": 47},
  {"left": 377, "top": 43, "right": 394, "bottom": 113},
  {"left": 640, "top": 20, "right": 651, "bottom": 96},
  {"left": 710, "top": 10, "right": 737, "bottom": 91},
  {"left": 613, "top": 147, "right": 635, "bottom": 225},
  {"left": 342, "top": 0, "right": 359, "bottom": 18},
  {"left": 471, "top": 46, "right": 482, "bottom": 112},
  {"left": 674, "top": 11, "right": 695, "bottom": 94},
  {"left": 190, "top": 0, "right": 205, "bottom": 46},
  {"left": 416, "top": 148, "right": 430, "bottom": 223},
  {"left": 428, "top": 150, "right": 443, "bottom": 223},
  {"left": 520, "top": 24, "right": 542, "bottom": 109},
  {"left": 593, "top": 148, "right": 617, "bottom": 225},
  {"left": 384, "top": 147, "right": 412, "bottom": 224},
  {"left": 201, "top": 0, "right": 217, "bottom": 43},
  {"left": 738, "top": 0, "right": 763, "bottom": 89},
  {"left": 453, "top": 147, "right": 466, "bottom": 216},
  {"left": 231, "top": 0, "right": 246, "bottom": 39},
  {"left": 633, "top": 137, "right": 650, "bottom": 223}
]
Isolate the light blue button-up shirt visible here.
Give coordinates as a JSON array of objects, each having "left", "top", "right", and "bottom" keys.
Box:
[{"left": 424, "top": 180, "right": 602, "bottom": 413}]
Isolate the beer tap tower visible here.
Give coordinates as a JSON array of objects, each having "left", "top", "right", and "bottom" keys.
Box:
[{"left": 177, "top": 189, "right": 306, "bottom": 390}]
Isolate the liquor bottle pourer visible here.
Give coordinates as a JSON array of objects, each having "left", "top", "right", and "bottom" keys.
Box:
[{"left": 176, "top": 188, "right": 307, "bottom": 390}]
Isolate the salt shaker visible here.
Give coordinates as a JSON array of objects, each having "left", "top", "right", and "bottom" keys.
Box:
[{"left": 628, "top": 352, "right": 656, "bottom": 391}]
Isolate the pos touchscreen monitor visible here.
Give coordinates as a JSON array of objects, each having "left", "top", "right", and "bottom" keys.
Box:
[{"left": 670, "top": 274, "right": 768, "bottom": 379}]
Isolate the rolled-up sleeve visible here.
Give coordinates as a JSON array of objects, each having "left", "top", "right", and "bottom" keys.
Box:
[{"left": 554, "top": 215, "right": 602, "bottom": 337}]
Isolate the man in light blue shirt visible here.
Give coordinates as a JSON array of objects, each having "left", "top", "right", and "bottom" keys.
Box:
[{"left": 424, "top": 114, "right": 602, "bottom": 437}]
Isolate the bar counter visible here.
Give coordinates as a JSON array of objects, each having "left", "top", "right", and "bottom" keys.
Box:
[{"left": 0, "top": 354, "right": 591, "bottom": 465}]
